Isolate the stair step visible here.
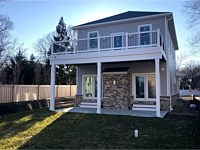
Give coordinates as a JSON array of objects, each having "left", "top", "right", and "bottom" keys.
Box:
[
  {"left": 133, "top": 104, "right": 156, "bottom": 108},
  {"left": 80, "top": 102, "right": 97, "bottom": 106},
  {"left": 132, "top": 107, "right": 156, "bottom": 111},
  {"left": 79, "top": 105, "right": 97, "bottom": 108}
]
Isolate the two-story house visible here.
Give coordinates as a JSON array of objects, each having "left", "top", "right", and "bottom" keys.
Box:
[{"left": 49, "top": 11, "right": 179, "bottom": 117}]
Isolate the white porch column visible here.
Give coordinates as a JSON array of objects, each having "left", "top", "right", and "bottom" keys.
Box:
[
  {"left": 155, "top": 59, "right": 161, "bottom": 117},
  {"left": 50, "top": 64, "right": 56, "bottom": 111},
  {"left": 97, "top": 62, "right": 102, "bottom": 114}
]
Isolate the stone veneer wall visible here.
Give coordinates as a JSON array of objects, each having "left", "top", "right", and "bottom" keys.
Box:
[
  {"left": 75, "top": 95, "right": 83, "bottom": 106},
  {"left": 160, "top": 96, "right": 170, "bottom": 110},
  {"left": 103, "top": 73, "right": 130, "bottom": 109}
]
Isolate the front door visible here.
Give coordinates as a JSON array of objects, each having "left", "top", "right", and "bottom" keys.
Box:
[
  {"left": 135, "top": 76, "right": 145, "bottom": 100},
  {"left": 114, "top": 36, "right": 122, "bottom": 48},
  {"left": 133, "top": 74, "right": 156, "bottom": 101},
  {"left": 112, "top": 33, "right": 123, "bottom": 48}
]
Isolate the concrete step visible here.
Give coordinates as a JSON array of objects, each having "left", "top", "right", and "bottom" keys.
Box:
[
  {"left": 132, "top": 104, "right": 156, "bottom": 111},
  {"left": 79, "top": 102, "right": 97, "bottom": 108},
  {"left": 80, "top": 102, "right": 97, "bottom": 106},
  {"left": 133, "top": 104, "right": 156, "bottom": 108},
  {"left": 79, "top": 105, "right": 97, "bottom": 108},
  {"left": 132, "top": 107, "right": 156, "bottom": 111}
]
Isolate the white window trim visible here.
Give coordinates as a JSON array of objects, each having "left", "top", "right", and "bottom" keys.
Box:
[
  {"left": 82, "top": 74, "right": 97, "bottom": 99},
  {"left": 111, "top": 32, "right": 124, "bottom": 48},
  {"left": 87, "top": 31, "right": 99, "bottom": 50},
  {"left": 132, "top": 73, "right": 156, "bottom": 101},
  {"left": 138, "top": 24, "right": 152, "bottom": 46}
]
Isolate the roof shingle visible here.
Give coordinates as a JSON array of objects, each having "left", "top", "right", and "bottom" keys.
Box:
[{"left": 76, "top": 11, "right": 170, "bottom": 27}]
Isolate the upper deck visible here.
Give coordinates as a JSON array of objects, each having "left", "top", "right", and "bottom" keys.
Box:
[{"left": 49, "top": 29, "right": 166, "bottom": 65}]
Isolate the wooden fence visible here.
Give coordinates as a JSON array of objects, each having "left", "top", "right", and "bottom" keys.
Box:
[{"left": 0, "top": 85, "right": 76, "bottom": 104}]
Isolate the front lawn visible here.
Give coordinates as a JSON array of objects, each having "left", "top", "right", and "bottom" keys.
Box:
[{"left": 0, "top": 109, "right": 199, "bottom": 149}]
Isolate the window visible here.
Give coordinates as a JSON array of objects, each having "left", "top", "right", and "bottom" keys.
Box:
[
  {"left": 83, "top": 75, "right": 97, "bottom": 98},
  {"left": 88, "top": 31, "right": 98, "bottom": 49},
  {"left": 138, "top": 24, "right": 152, "bottom": 45},
  {"left": 112, "top": 33, "right": 123, "bottom": 48},
  {"left": 133, "top": 74, "right": 156, "bottom": 101}
]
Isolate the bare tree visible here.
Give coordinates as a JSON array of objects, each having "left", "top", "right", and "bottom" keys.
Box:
[
  {"left": 180, "top": 60, "right": 200, "bottom": 89},
  {"left": 183, "top": 0, "right": 200, "bottom": 54},
  {"left": 34, "top": 25, "right": 76, "bottom": 63},
  {"left": 176, "top": 51, "right": 188, "bottom": 71},
  {"left": 34, "top": 32, "right": 55, "bottom": 63},
  {"left": 0, "top": 1, "right": 18, "bottom": 83}
]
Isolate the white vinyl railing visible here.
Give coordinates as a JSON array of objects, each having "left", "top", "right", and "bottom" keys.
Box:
[{"left": 52, "top": 29, "right": 165, "bottom": 55}]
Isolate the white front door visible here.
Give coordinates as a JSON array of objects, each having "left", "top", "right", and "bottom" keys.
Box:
[{"left": 133, "top": 74, "right": 156, "bottom": 101}]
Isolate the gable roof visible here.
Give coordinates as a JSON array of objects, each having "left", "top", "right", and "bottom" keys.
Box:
[
  {"left": 75, "top": 11, "right": 170, "bottom": 27},
  {"left": 72, "top": 11, "right": 178, "bottom": 50}
]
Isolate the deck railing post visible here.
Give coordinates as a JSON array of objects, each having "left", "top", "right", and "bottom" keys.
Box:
[
  {"left": 126, "top": 32, "right": 128, "bottom": 50},
  {"left": 98, "top": 36, "right": 100, "bottom": 51}
]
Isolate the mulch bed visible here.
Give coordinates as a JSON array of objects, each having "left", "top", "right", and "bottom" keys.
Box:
[{"left": 171, "top": 98, "right": 200, "bottom": 116}]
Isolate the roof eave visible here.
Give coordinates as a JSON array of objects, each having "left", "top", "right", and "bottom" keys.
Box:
[
  {"left": 168, "top": 17, "right": 179, "bottom": 50},
  {"left": 72, "top": 12, "right": 172, "bottom": 30}
]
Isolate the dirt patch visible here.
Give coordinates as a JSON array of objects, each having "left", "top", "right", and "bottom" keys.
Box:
[{"left": 171, "top": 98, "right": 200, "bottom": 116}]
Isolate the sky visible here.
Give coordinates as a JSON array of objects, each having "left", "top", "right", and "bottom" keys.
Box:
[{"left": 0, "top": 0, "right": 195, "bottom": 62}]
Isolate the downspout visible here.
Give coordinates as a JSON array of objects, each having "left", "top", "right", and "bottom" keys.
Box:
[
  {"left": 165, "top": 16, "right": 173, "bottom": 112},
  {"left": 169, "top": 95, "right": 173, "bottom": 111}
]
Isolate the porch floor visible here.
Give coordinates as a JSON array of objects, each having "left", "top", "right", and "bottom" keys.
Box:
[{"left": 55, "top": 107, "right": 168, "bottom": 118}]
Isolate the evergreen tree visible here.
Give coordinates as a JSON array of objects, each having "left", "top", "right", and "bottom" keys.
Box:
[
  {"left": 24, "top": 54, "right": 37, "bottom": 84},
  {"left": 53, "top": 17, "right": 70, "bottom": 53},
  {"left": 54, "top": 17, "right": 70, "bottom": 42}
]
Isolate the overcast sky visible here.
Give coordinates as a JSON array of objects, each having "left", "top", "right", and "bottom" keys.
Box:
[{"left": 0, "top": 0, "right": 195, "bottom": 62}]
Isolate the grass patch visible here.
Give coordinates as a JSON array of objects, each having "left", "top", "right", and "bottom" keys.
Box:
[{"left": 0, "top": 109, "right": 199, "bottom": 149}]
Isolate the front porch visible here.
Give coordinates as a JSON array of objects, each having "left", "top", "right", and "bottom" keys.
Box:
[
  {"left": 56, "top": 107, "right": 168, "bottom": 118},
  {"left": 50, "top": 59, "right": 165, "bottom": 118}
]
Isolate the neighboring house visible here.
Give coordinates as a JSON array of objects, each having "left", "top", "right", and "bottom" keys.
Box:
[{"left": 49, "top": 11, "right": 179, "bottom": 117}]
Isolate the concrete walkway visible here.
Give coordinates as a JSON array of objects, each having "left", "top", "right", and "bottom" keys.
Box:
[{"left": 56, "top": 107, "right": 168, "bottom": 118}]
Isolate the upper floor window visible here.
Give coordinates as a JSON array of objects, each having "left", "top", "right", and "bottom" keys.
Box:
[
  {"left": 111, "top": 33, "right": 124, "bottom": 48},
  {"left": 138, "top": 24, "right": 152, "bottom": 45},
  {"left": 88, "top": 31, "right": 99, "bottom": 49}
]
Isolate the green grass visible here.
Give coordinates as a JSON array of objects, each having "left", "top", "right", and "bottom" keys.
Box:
[{"left": 0, "top": 109, "right": 199, "bottom": 149}]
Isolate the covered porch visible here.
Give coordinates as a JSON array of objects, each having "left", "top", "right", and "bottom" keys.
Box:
[{"left": 50, "top": 58, "right": 166, "bottom": 118}]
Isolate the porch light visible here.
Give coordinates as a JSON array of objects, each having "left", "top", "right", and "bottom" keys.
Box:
[
  {"left": 113, "top": 80, "right": 116, "bottom": 86},
  {"left": 134, "top": 129, "right": 138, "bottom": 137}
]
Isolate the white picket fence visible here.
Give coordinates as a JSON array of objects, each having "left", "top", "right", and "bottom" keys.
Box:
[{"left": 0, "top": 85, "right": 76, "bottom": 104}]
